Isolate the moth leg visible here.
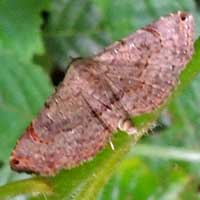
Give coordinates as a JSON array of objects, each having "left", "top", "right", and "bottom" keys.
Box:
[{"left": 118, "top": 118, "right": 137, "bottom": 135}]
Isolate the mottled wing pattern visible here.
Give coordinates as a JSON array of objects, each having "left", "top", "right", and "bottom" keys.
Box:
[
  {"left": 95, "top": 12, "right": 194, "bottom": 115},
  {"left": 10, "top": 59, "right": 128, "bottom": 175},
  {"left": 10, "top": 12, "right": 194, "bottom": 176}
]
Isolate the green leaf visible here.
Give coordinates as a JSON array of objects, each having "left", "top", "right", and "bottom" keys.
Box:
[
  {"left": 129, "top": 144, "right": 200, "bottom": 163},
  {"left": 99, "top": 158, "right": 158, "bottom": 200},
  {"left": 43, "top": 0, "right": 106, "bottom": 69},
  {"left": 95, "top": 0, "right": 200, "bottom": 39},
  {"left": 99, "top": 158, "right": 194, "bottom": 200},
  {"left": 0, "top": 177, "right": 52, "bottom": 199},
  {"left": 0, "top": 0, "right": 49, "bottom": 61},
  {"left": 0, "top": 0, "right": 53, "bottom": 187},
  {"left": 0, "top": 51, "right": 52, "bottom": 161}
]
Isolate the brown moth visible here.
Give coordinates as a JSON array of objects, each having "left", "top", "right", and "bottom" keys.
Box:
[{"left": 10, "top": 11, "right": 194, "bottom": 176}]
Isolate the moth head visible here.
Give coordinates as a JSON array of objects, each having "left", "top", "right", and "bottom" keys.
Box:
[
  {"left": 176, "top": 11, "right": 194, "bottom": 60},
  {"left": 149, "top": 11, "right": 194, "bottom": 69}
]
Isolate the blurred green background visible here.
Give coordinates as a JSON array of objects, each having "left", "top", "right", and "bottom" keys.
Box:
[{"left": 0, "top": 0, "right": 200, "bottom": 199}]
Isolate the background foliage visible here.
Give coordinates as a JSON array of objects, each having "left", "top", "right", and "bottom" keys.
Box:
[{"left": 0, "top": 0, "right": 200, "bottom": 199}]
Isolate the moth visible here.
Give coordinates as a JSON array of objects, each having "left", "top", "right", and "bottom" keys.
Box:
[{"left": 10, "top": 11, "right": 194, "bottom": 176}]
